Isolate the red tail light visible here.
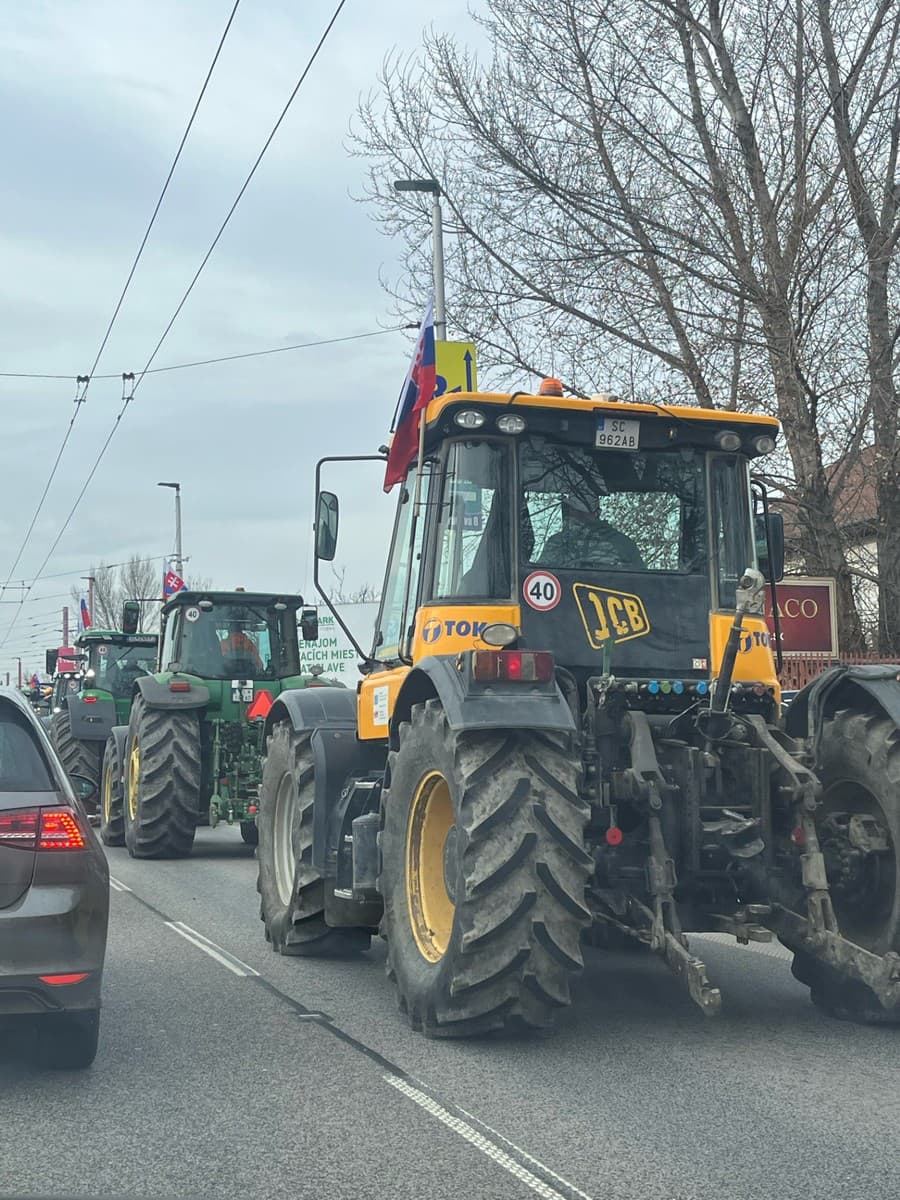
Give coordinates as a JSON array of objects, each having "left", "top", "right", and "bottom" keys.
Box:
[
  {"left": 38, "top": 809, "right": 86, "bottom": 850},
  {"left": 472, "top": 650, "right": 554, "bottom": 683},
  {"left": 0, "top": 810, "right": 39, "bottom": 850},
  {"left": 83, "top": 695, "right": 98, "bottom": 704},
  {"left": 169, "top": 680, "right": 191, "bottom": 693}
]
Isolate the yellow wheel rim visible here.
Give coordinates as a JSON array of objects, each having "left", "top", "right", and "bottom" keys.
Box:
[
  {"left": 406, "top": 771, "right": 456, "bottom": 962},
  {"left": 127, "top": 741, "right": 140, "bottom": 822},
  {"left": 102, "top": 757, "right": 113, "bottom": 825}
]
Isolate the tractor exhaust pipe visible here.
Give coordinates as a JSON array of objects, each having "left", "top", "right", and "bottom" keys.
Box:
[{"left": 711, "top": 569, "right": 766, "bottom": 713}]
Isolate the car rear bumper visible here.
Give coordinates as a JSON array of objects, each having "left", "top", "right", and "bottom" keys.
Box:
[{"left": 0, "top": 880, "right": 107, "bottom": 1016}]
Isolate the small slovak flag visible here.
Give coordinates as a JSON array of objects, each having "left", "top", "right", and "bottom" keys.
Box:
[
  {"left": 79, "top": 595, "right": 92, "bottom": 631},
  {"left": 163, "top": 563, "right": 187, "bottom": 597},
  {"left": 383, "top": 292, "right": 437, "bottom": 492}
]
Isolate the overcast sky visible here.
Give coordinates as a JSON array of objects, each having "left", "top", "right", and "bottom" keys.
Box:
[{"left": 0, "top": 0, "right": 485, "bottom": 672}]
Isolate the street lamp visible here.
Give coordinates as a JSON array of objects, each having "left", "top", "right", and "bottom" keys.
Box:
[
  {"left": 393, "top": 178, "right": 446, "bottom": 342},
  {"left": 157, "top": 482, "right": 183, "bottom": 578}
]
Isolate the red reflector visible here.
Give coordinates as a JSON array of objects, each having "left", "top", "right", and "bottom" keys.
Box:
[
  {"left": 246, "top": 689, "right": 274, "bottom": 721},
  {"left": 169, "top": 680, "right": 191, "bottom": 693},
  {"left": 790, "top": 826, "right": 805, "bottom": 846},
  {"left": 472, "top": 650, "right": 554, "bottom": 683},
  {"left": 605, "top": 826, "right": 624, "bottom": 846},
  {"left": 38, "top": 809, "right": 86, "bottom": 851},
  {"left": 83, "top": 695, "right": 98, "bottom": 704},
  {"left": 39, "top": 973, "right": 89, "bottom": 986},
  {"left": 0, "top": 809, "right": 38, "bottom": 850},
  {"left": 247, "top": 805, "right": 258, "bottom": 815}
]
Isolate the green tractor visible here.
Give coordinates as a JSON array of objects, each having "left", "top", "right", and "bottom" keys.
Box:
[
  {"left": 115, "top": 590, "right": 330, "bottom": 858},
  {"left": 48, "top": 619, "right": 158, "bottom": 821}
]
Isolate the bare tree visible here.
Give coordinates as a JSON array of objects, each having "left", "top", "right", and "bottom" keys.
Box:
[
  {"left": 329, "top": 565, "right": 381, "bottom": 604},
  {"left": 354, "top": 0, "right": 900, "bottom": 650},
  {"left": 71, "top": 555, "right": 163, "bottom": 633}
]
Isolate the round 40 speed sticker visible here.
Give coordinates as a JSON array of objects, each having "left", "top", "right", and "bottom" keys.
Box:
[
  {"left": 185, "top": 606, "right": 201, "bottom": 623},
  {"left": 522, "top": 570, "right": 561, "bottom": 611}
]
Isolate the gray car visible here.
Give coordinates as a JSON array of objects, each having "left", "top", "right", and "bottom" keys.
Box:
[{"left": 0, "top": 688, "right": 109, "bottom": 1068}]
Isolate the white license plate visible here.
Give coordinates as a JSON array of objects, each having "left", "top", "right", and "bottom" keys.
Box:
[{"left": 595, "top": 417, "right": 640, "bottom": 449}]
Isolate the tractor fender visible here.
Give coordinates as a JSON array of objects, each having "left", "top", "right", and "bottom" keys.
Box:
[
  {"left": 785, "top": 663, "right": 900, "bottom": 760},
  {"left": 390, "top": 655, "right": 576, "bottom": 748},
  {"left": 266, "top": 686, "right": 381, "bottom": 876},
  {"left": 65, "top": 694, "right": 117, "bottom": 742},
  {"left": 134, "top": 676, "right": 209, "bottom": 711}
]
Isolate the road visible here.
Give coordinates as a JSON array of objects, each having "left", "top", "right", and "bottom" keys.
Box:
[{"left": 3, "top": 828, "right": 898, "bottom": 1200}]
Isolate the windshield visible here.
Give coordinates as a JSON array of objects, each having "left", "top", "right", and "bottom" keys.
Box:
[
  {"left": 87, "top": 642, "right": 157, "bottom": 699},
  {"left": 520, "top": 439, "right": 708, "bottom": 575},
  {"left": 177, "top": 603, "right": 299, "bottom": 679}
]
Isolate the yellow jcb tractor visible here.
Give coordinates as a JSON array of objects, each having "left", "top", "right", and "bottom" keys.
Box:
[{"left": 256, "top": 381, "right": 900, "bottom": 1037}]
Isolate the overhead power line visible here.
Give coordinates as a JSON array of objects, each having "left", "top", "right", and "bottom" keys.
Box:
[
  {"left": 3, "top": 0, "right": 350, "bottom": 643},
  {"left": 0, "top": 0, "right": 241, "bottom": 620},
  {"left": 0, "top": 324, "right": 404, "bottom": 381}
]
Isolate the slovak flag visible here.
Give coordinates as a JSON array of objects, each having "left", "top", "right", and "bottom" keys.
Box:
[
  {"left": 29, "top": 673, "right": 40, "bottom": 688},
  {"left": 163, "top": 563, "right": 187, "bottom": 597},
  {"left": 383, "top": 293, "right": 437, "bottom": 492},
  {"left": 79, "top": 595, "right": 91, "bottom": 631}
]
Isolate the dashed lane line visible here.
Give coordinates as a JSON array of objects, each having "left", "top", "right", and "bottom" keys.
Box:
[
  {"left": 164, "top": 920, "right": 260, "bottom": 977},
  {"left": 384, "top": 1074, "right": 593, "bottom": 1200},
  {"left": 108, "top": 876, "right": 132, "bottom": 893}
]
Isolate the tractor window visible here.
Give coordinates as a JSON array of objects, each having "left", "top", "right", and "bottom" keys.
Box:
[
  {"left": 521, "top": 440, "right": 707, "bottom": 574},
  {"left": 432, "top": 441, "right": 512, "bottom": 600},
  {"left": 177, "top": 604, "right": 292, "bottom": 679},
  {"left": 375, "top": 465, "right": 432, "bottom": 659},
  {"left": 89, "top": 642, "right": 157, "bottom": 699},
  {"left": 711, "top": 456, "right": 755, "bottom": 609}
]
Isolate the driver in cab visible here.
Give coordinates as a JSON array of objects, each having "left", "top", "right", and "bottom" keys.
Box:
[
  {"left": 219, "top": 612, "right": 264, "bottom": 675},
  {"left": 537, "top": 491, "right": 644, "bottom": 571}
]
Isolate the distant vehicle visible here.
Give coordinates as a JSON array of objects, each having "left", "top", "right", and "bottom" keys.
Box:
[{"left": 0, "top": 689, "right": 109, "bottom": 1069}]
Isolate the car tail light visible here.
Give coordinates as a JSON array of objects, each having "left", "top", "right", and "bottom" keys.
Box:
[
  {"left": 0, "top": 810, "right": 39, "bottom": 850},
  {"left": 39, "top": 973, "right": 89, "bottom": 986},
  {"left": 38, "top": 808, "right": 86, "bottom": 851},
  {"left": 472, "top": 650, "right": 554, "bottom": 683}
]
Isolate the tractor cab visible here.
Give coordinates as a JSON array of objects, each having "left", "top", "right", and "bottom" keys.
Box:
[{"left": 158, "top": 591, "right": 318, "bottom": 684}]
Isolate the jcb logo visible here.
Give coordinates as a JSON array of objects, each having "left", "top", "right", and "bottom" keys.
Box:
[{"left": 573, "top": 584, "right": 650, "bottom": 649}]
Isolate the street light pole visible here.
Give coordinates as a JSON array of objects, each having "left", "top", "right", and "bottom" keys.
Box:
[
  {"left": 393, "top": 178, "right": 446, "bottom": 341},
  {"left": 15, "top": 657, "right": 22, "bottom": 689},
  {"left": 157, "top": 482, "right": 183, "bottom": 577}
]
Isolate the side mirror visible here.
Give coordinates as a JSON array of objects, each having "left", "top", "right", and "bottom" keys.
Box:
[
  {"left": 300, "top": 607, "right": 319, "bottom": 642},
  {"left": 755, "top": 511, "right": 784, "bottom": 583},
  {"left": 315, "top": 491, "right": 339, "bottom": 562},
  {"left": 45, "top": 648, "right": 58, "bottom": 676},
  {"left": 122, "top": 600, "right": 141, "bottom": 635},
  {"left": 68, "top": 774, "right": 96, "bottom": 804}
]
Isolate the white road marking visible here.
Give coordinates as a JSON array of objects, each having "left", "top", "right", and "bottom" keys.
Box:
[
  {"left": 691, "top": 932, "right": 792, "bottom": 961},
  {"left": 108, "top": 876, "right": 132, "bottom": 893},
  {"left": 164, "top": 921, "right": 260, "bottom": 977},
  {"left": 455, "top": 1102, "right": 594, "bottom": 1200},
  {"left": 384, "top": 1075, "right": 592, "bottom": 1200}
]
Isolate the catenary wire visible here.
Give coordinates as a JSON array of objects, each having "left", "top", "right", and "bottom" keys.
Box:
[
  {"left": 0, "top": 1, "right": 242, "bottom": 609},
  {"left": 0, "top": 0, "right": 351, "bottom": 656}
]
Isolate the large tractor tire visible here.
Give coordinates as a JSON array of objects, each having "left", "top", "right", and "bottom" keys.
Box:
[
  {"left": 240, "top": 821, "right": 259, "bottom": 846},
  {"left": 99, "top": 733, "right": 125, "bottom": 847},
  {"left": 51, "top": 708, "right": 102, "bottom": 810},
  {"left": 123, "top": 697, "right": 201, "bottom": 859},
  {"left": 256, "top": 721, "right": 370, "bottom": 956},
  {"left": 791, "top": 709, "right": 900, "bottom": 1024},
  {"left": 380, "top": 700, "right": 591, "bottom": 1038}
]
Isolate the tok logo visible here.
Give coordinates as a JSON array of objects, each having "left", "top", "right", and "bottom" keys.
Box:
[
  {"left": 741, "top": 630, "right": 770, "bottom": 653},
  {"left": 423, "top": 618, "right": 443, "bottom": 644}
]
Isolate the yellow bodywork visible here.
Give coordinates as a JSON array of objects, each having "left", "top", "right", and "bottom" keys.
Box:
[{"left": 709, "top": 612, "right": 780, "bottom": 700}]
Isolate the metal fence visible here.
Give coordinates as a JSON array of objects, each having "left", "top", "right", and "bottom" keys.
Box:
[{"left": 778, "top": 652, "right": 900, "bottom": 691}]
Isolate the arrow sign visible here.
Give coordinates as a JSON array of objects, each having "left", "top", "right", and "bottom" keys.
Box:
[{"left": 434, "top": 341, "right": 478, "bottom": 396}]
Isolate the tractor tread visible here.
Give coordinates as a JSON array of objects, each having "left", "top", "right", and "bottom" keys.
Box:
[{"left": 125, "top": 698, "right": 200, "bottom": 858}]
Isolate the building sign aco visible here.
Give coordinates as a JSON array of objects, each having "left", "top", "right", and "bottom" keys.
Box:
[{"left": 764, "top": 576, "right": 838, "bottom": 656}]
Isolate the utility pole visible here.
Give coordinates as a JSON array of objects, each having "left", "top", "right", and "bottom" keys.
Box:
[
  {"left": 62, "top": 605, "right": 69, "bottom": 646},
  {"left": 157, "top": 482, "right": 183, "bottom": 577},
  {"left": 392, "top": 178, "right": 447, "bottom": 341},
  {"left": 15, "top": 657, "right": 22, "bottom": 688}
]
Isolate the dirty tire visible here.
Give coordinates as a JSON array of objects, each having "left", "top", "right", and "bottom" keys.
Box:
[
  {"left": 51, "top": 707, "right": 102, "bottom": 808},
  {"left": 123, "top": 696, "right": 200, "bottom": 859},
  {"left": 380, "top": 700, "right": 591, "bottom": 1038},
  {"left": 256, "top": 720, "right": 370, "bottom": 956},
  {"left": 240, "top": 820, "right": 259, "bottom": 846},
  {"left": 792, "top": 709, "right": 900, "bottom": 1024},
  {"left": 99, "top": 733, "right": 125, "bottom": 847}
]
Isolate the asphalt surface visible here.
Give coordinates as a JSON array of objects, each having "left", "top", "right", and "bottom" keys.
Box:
[{"left": 3, "top": 827, "right": 899, "bottom": 1200}]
